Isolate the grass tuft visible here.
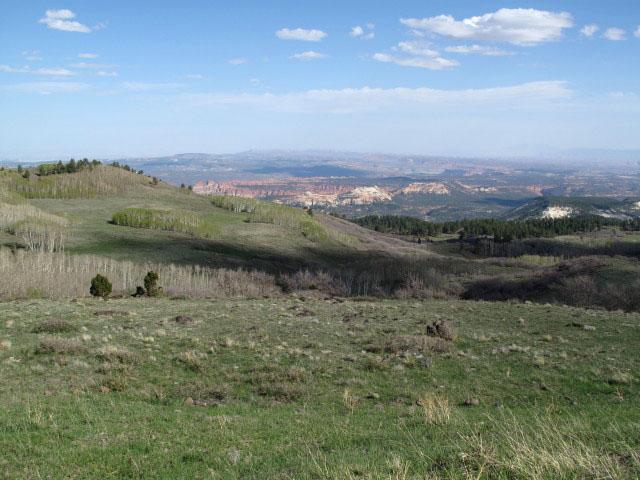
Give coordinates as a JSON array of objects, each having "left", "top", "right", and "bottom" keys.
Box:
[
  {"left": 32, "top": 319, "right": 77, "bottom": 334},
  {"left": 96, "top": 345, "right": 139, "bottom": 364},
  {"left": 35, "top": 338, "right": 87, "bottom": 355}
]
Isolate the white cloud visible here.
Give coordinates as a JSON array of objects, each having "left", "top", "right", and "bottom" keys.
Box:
[
  {"left": 35, "top": 68, "right": 75, "bottom": 76},
  {"left": 78, "top": 53, "right": 99, "bottom": 59},
  {"left": 350, "top": 24, "right": 374, "bottom": 39},
  {"left": 228, "top": 58, "right": 247, "bottom": 65},
  {"left": 39, "top": 9, "right": 92, "bottom": 33},
  {"left": 400, "top": 8, "right": 573, "bottom": 46},
  {"left": 1, "top": 65, "right": 75, "bottom": 75},
  {"left": 603, "top": 27, "right": 626, "bottom": 41},
  {"left": 580, "top": 24, "right": 599, "bottom": 37},
  {"left": 22, "top": 50, "right": 43, "bottom": 61},
  {"left": 374, "top": 41, "right": 458, "bottom": 69},
  {"left": 70, "top": 62, "right": 118, "bottom": 69},
  {"left": 178, "top": 81, "right": 572, "bottom": 114},
  {"left": 372, "top": 53, "right": 459, "bottom": 70},
  {"left": 635, "top": 26, "right": 640, "bottom": 38},
  {"left": 122, "top": 82, "right": 183, "bottom": 91},
  {"left": 0, "top": 65, "right": 28, "bottom": 73},
  {"left": 97, "top": 71, "right": 118, "bottom": 77},
  {"left": 290, "top": 51, "right": 329, "bottom": 61},
  {"left": 275, "top": 28, "right": 327, "bottom": 42},
  {"left": 444, "top": 45, "right": 515, "bottom": 56},
  {"left": 3, "top": 82, "right": 88, "bottom": 94},
  {"left": 395, "top": 41, "right": 439, "bottom": 56},
  {"left": 186, "top": 74, "right": 204, "bottom": 79},
  {"left": 349, "top": 26, "right": 364, "bottom": 37}
]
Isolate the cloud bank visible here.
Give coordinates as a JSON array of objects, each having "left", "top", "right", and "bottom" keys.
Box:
[
  {"left": 400, "top": 8, "right": 573, "bottom": 46},
  {"left": 179, "top": 81, "right": 573, "bottom": 114}
]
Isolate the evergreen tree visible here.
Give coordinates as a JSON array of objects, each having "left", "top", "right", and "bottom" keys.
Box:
[{"left": 90, "top": 274, "right": 112, "bottom": 298}]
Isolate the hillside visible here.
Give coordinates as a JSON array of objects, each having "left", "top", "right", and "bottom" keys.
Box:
[
  {"left": 1, "top": 164, "right": 640, "bottom": 479},
  {"left": 505, "top": 196, "right": 640, "bottom": 221},
  {"left": 2, "top": 164, "right": 640, "bottom": 309},
  {"left": 3, "top": 164, "right": 492, "bottom": 300}
]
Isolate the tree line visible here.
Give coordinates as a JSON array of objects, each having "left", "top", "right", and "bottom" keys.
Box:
[
  {"left": 30, "top": 159, "right": 146, "bottom": 177},
  {"left": 351, "top": 215, "right": 639, "bottom": 241}
]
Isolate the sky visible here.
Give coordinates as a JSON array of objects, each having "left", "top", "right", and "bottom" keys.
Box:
[{"left": 1, "top": 1, "right": 639, "bottom": 161}]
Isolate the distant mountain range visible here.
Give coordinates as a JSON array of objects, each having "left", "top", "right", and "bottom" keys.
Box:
[{"left": 3, "top": 150, "right": 638, "bottom": 222}]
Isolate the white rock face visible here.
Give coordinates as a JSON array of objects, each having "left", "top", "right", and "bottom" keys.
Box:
[
  {"left": 292, "top": 186, "right": 392, "bottom": 206},
  {"left": 339, "top": 186, "right": 392, "bottom": 205},
  {"left": 540, "top": 206, "right": 574, "bottom": 219},
  {"left": 398, "top": 182, "right": 451, "bottom": 195}
]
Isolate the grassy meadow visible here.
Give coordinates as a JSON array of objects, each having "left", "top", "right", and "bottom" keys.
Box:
[{"left": 1, "top": 297, "right": 639, "bottom": 479}]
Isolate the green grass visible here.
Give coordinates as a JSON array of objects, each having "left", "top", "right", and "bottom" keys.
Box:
[
  {"left": 1, "top": 297, "right": 638, "bottom": 478},
  {"left": 211, "top": 195, "right": 357, "bottom": 246},
  {"left": 19, "top": 181, "right": 361, "bottom": 272},
  {"left": 112, "top": 207, "right": 221, "bottom": 239}
]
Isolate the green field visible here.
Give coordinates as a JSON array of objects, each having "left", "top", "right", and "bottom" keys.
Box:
[{"left": 1, "top": 297, "right": 639, "bottom": 479}]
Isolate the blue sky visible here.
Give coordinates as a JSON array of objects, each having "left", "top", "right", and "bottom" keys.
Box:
[{"left": 1, "top": 1, "right": 639, "bottom": 161}]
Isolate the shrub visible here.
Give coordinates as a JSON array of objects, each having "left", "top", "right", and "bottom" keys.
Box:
[
  {"left": 90, "top": 274, "right": 112, "bottom": 298},
  {"left": 389, "top": 335, "right": 451, "bottom": 354},
  {"left": 143, "top": 271, "right": 162, "bottom": 297},
  {"left": 35, "top": 338, "right": 87, "bottom": 355},
  {"left": 426, "top": 320, "right": 455, "bottom": 341},
  {"left": 558, "top": 275, "right": 597, "bottom": 307},
  {"left": 175, "top": 351, "right": 204, "bottom": 372},
  {"left": 111, "top": 208, "right": 219, "bottom": 239},
  {"left": 32, "top": 319, "right": 76, "bottom": 334}
]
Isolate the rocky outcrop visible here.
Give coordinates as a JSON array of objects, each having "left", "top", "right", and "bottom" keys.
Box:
[
  {"left": 397, "top": 182, "right": 451, "bottom": 195},
  {"left": 291, "top": 186, "right": 392, "bottom": 207},
  {"left": 339, "top": 186, "right": 392, "bottom": 205},
  {"left": 540, "top": 206, "right": 574, "bottom": 219}
]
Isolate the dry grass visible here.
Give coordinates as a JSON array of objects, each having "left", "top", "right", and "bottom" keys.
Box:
[
  {"left": 0, "top": 248, "right": 280, "bottom": 300},
  {"left": 253, "top": 380, "right": 308, "bottom": 402},
  {"left": 175, "top": 351, "right": 204, "bottom": 372},
  {"left": 35, "top": 338, "right": 87, "bottom": 355},
  {"left": 32, "top": 318, "right": 77, "bottom": 334},
  {"left": 0, "top": 165, "right": 144, "bottom": 199},
  {"left": 458, "top": 413, "right": 640, "bottom": 479},
  {"left": 251, "top": 365, "right": 309, "bottom": 402},
  {"left": 417, "top": 392, "right": 453, "bottom": 425},
  {"left": 388, "top": 335, "right": 451, "bottom": 354},
  {"left": 0, "top": 203, "right": 69, "bottom": 231},
  {"left": 96, "top": 345, "right": 139, "bottom": 364}
]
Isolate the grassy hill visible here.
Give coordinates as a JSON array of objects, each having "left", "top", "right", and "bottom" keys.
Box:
[
  {"left": 0, "top": 165, "right": 514, "bottom": 300},
  {"left": 1, "top": 165, "right": 640, "bottom": 478}
]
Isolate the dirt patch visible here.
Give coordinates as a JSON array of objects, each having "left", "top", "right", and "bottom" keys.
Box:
[
  {"left": 94, "top": 310, "right": 129, "bottom": 317},
  {"left": 175, "top": 315, "right": 195, "bottom": 324}
]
